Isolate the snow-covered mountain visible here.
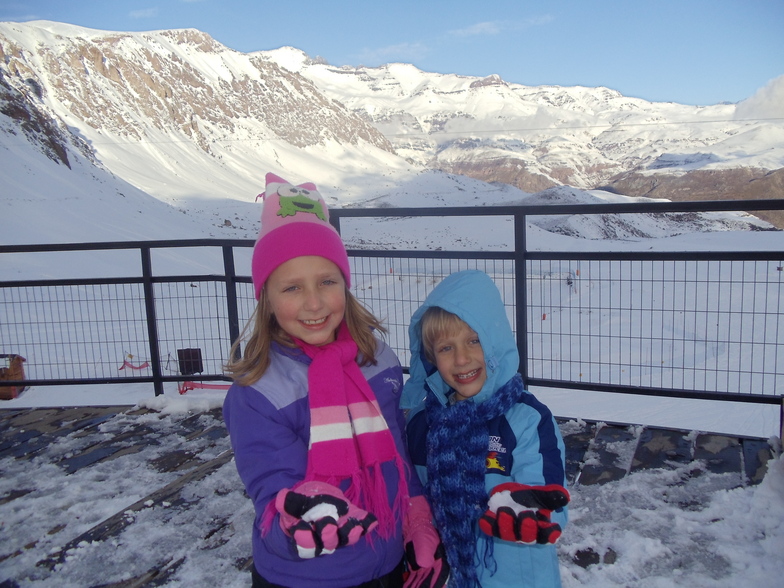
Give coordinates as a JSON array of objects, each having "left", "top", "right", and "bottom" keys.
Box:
[
  {"left": 0, "top": 22, "right": 398, "bottom": 203},
  {"left": 0, "top": 20, "right": 533, "bottom": 246},
  {"left": 0, "top": 20, "right": 782, "bottom": 248},
  {"left": 264, "top": 47, "right": 784, "bottom": 212}
]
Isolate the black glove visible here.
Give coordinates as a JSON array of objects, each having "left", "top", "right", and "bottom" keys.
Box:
[
  {"left": 479, "top": 483, "right": 570, "bottom": 545},
  {"left": 275, "top": 481, "right": 377, "bottom": 558}
]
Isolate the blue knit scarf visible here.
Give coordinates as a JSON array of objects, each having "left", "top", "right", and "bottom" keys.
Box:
[{"left": 425, "top": 373, "right": 525, "bottom": 588}]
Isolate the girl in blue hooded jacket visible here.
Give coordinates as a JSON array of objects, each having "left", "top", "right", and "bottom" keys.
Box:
[{"left": 402, "top": 270, "right": 570, "bottom": 588}]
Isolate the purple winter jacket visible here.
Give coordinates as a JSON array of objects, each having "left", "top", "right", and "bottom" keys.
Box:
[{"left": 223, "top": 339, "right": 421, "bottom": 588}]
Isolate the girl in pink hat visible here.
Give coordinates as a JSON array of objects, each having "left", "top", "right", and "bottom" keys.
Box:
[{"left": 224, "top": 173, "right": 448, "bottom": 588}]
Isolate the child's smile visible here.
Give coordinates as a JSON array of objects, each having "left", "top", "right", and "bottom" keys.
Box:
[
  {"left": 455, "top": 368, "right": 482, "bottom": 382},
  {"left": 266, "top": 255, "right": 346, "bottom": 346}
]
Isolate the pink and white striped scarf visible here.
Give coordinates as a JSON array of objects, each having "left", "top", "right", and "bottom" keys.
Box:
[{"left": 294, "top": 322, "right": 408, "bottom": 538}]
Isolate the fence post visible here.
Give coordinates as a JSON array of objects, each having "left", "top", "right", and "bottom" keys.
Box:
[
  {"left": 780, "top": 396, "right": 783, "bottom": 443},
  {"left": 140, "top": 246, "right": 164, "bottom": 396},
  {"left": 330, "top": 215, "right": 341, "bottom": 235},
  {"left": 224, "top": 245, "right": 242, "bottom": 361},
  {"left": 515, "top": 209, "right": 529, "bottom": 384}
]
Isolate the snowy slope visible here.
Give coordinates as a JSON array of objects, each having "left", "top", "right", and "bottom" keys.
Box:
[{"left": 0, "top": 20, "right": 414, "bottom": 212}]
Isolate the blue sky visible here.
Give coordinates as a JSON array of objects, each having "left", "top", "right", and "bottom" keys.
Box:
[{"left": 1, "top": 0, "right": 782, "bottom": 106}]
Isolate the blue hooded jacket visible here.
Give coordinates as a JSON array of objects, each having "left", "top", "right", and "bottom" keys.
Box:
[{"left": 402, "top": 270, "right": 567, "bottom": 588}]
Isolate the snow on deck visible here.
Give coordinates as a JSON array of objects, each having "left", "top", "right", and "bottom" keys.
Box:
[{"left": 0, "top": 405, "right": 778, "bottom": 587}]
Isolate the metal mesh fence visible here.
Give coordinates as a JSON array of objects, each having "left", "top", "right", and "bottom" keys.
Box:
[
  {"left": 0, "top": 278, "right": 260, "bottom": 385},
  {"left": 526, "top": 258, "right": 784, "bottom": 395},
  {"left": 349, "top": 256, "right": 516, "bottom": 368},
  {"left": 155, "top": 280, "right": 232, "bottom": 378},
  {"left": 1, "top": 231, "right": 782, "bottom": 404},
  {"left": 1, "top": 282, "right": 150, "bottom": 381}
]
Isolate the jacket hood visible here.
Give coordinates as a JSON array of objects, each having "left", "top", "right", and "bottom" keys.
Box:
[{"left": 401, "top": 270, "right": 519, "bottom": 412}]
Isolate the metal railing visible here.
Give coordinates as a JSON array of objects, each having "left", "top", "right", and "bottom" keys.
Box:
[{"left": 1, "top": 199, "right": 782, "bottom": 428}]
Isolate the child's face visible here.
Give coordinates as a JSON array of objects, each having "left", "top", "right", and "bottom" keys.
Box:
[
  {"left": 431, "top": 320, "right": 486, "bottom": 402},
  {"left": 266, "top": 255, "right": 346, "bottom": 346}
]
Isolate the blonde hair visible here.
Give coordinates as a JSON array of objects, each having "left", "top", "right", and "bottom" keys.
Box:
[
  {"left": 419, "top": 306, "right": 467, "bottom": 364},
  {"left": 225, "top": 286, "right": 386, "bottom": 386}
]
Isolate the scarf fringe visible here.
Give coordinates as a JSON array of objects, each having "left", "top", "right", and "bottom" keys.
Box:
[
  {"left": 260, "top": 499, "right": 276, "bottom": 536},
  {"left": 480, "top": 534, "right": 497, "bottom": 577},
  {"left": 344, "top": 456, "right": 409, "bottom": 540}
]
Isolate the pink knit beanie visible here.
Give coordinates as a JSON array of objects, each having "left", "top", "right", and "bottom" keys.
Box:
[{"left": 251, "top": 173, "right": 351, "bottom": 299}]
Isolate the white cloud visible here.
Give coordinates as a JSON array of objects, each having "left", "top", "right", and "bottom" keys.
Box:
[
  {"left": 129, "top": 8, "right": 159, "bottom": 19},
  {"left": 449, "top": 15, "right": 554, "bottom": 37},
  {"left": 521, "top": 15, "right": 555, "bottom": 27},
  {"left": 353, "top": 14, "right": 554, "bottom": 68},
  {"left": 449, "top": 21, "right": 503, "bottom": 37},
  {"left": 735, "top": 75, "right": 784, "bottom": 120}
]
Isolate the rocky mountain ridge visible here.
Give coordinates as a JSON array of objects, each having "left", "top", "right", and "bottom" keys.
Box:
[
  {"left": 264, "top": 47, "right": 784, "bottom": 226},
  {"left": 1, "top": 24, "right": 392, "bottom": 151},
  {"left": 1, "top": 21, "right": 782, "bottom": 242},
  {"left": 0, "top": 20, "right": 411, "bottom": 214}
]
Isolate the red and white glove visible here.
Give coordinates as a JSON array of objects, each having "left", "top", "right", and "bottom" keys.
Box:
[
  {"left": 479, "top": 483, "right": 570, "bottom": 545},
  {"left": 402, "top": 495, "right": 449, "bottom": 588},
  {"left": 275, "top": 481, "right": 378, "bottom": 558}
]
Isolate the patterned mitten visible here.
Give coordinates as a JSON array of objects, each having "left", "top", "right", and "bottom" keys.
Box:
[
  {"left": 275, "top": 481, "right": 378, "bottom": 558},
  {"left": 402, "top": 495, "right": 449, "bottom": 588},
  {"left": 479, "top": 482, "right": 570, "bottom": 545}
]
